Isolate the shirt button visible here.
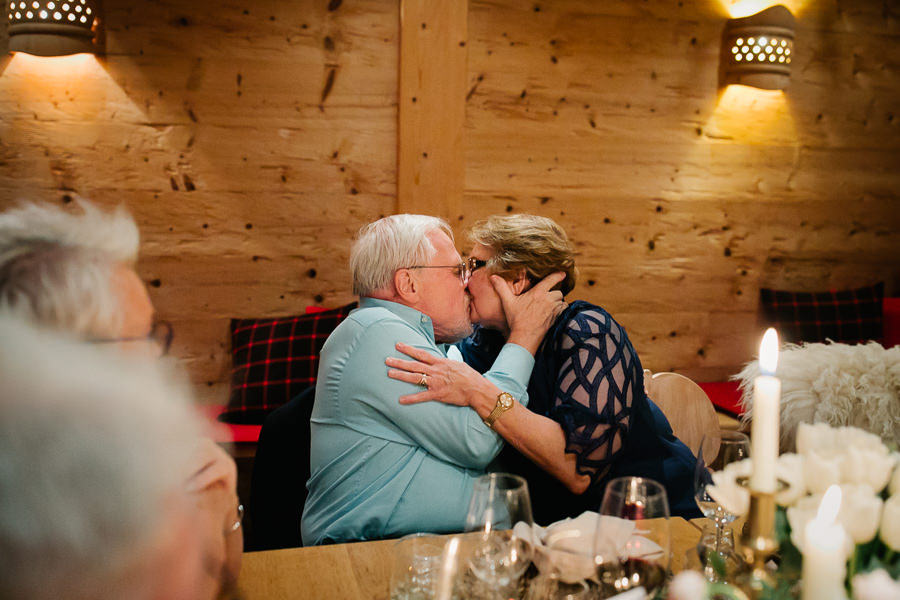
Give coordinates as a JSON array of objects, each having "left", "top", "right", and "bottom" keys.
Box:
[{"left": 421, "top": 316, "right": 427, "bottom": 323}]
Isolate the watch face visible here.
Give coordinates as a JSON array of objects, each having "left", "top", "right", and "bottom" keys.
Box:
[{"left": 500, "top": 393, "right": 514, "bottom": 409}]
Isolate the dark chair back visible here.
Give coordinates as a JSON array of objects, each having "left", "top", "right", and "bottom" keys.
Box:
[{"left": 245, "top": 385, "right": 315, "bottom": 550}]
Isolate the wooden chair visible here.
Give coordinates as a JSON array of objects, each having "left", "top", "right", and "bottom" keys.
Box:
[{"left": 643, "top": 370, "right": 720, "bottom": 463}]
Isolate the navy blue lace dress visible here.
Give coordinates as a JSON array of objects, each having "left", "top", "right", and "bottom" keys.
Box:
[{"left": 458, "top": 301, "right": 701, "bottom": 524}]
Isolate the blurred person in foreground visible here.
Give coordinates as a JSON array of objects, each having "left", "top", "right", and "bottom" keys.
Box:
[
  {"left": 0, "top": 199, "right": 242, "bottom": 587},
  {"left": 386, "top": 215, "right": 702, "bottom": 522},
  {"left": 0, "top": 318, "right": 239, "bottom": 600},
  {"left": 301, "top": 214, "right": 566, "bottom": 545}
]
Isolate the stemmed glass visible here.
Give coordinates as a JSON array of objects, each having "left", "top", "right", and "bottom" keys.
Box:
[
  {"left": 693, "top": 430, "right": 751, "bottom": 557},
  {"left": 594, "top": 476, "right": 671, "bottom": 597},
  {"left": 463, "top": 473, "right": 534, "bottom": 599}
]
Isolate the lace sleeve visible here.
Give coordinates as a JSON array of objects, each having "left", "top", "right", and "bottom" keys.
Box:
[{"left": 551, "top": 308, "right": 640, "bottom": 486}]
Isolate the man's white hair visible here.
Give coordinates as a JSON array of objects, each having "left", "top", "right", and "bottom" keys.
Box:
[
  {"left": 350, "top": 214, "right": 453, "bottom": 296},
  {"left": 0, "top": 318, "right": 204, "bottom": 600},
  {"left": 0, "top": 199, "right": 140, "bottom": 338}
]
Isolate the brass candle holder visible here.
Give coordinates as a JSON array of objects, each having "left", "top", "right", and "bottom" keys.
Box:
[{"left": 736, "top": 486, "right": 779, "bottom": 599}]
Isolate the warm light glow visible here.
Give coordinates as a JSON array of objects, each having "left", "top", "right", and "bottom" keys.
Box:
[
  {"left": 706, "top": 85, "right": 796, "bottom": 145},
  {"left": 759, "top": 328, "right": 779, "bottom": 375},
  {"left": 723, "top": 0, "right": 809, "bottom": 18},
  {"left": 816, "top": 485, "right": 841, "bottom": 524}
]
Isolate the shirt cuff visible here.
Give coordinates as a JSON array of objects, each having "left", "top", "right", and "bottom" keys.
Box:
[{"left": 487, "top": 343, "right": 535, "bottom": 401}]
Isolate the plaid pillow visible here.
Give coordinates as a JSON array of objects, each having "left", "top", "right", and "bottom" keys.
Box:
[
  {"left": 759, "top": 283, "right": 884, "bottom": 345},
  {"left": 220, "top": 302, "right": 357, "bottom": 424}
]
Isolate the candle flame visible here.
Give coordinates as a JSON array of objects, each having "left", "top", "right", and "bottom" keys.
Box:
[
  {"left": 759, "top": 328, "right": 779, "bottom": 375},
  {"left": 816, "top": 485, "right": 841, "bottom": 524}
]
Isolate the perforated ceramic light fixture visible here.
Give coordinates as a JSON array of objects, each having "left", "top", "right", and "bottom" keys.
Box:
[
  {"left": 722, "top": 5, "right": 795, "bottom": 90},
  {"left": 6, "top": 0, "right": 100, "bottom": 56}
]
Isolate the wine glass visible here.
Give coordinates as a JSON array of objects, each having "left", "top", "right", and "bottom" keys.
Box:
[
  {"left": 694, "top": 430, "right": 751, "bottom": 557},
  {"left": 463, "top": 473, "right": 534, "bottom": 599},
  {"left": 594, "top": 476, "right": 671, "bottom": 597}
]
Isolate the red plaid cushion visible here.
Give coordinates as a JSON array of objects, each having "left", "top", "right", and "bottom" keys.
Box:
[
  {"left": 759, "top": 283, "right": 884, "bottom": 345},
  {"left": 220, "top": 302, "right": 357, "bottom": 424}
]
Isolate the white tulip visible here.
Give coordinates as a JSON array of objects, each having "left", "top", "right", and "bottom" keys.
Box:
[
  {"left": 836, "top": 439, "right": 894, "bottom": 493},
  {"left": 837, "top": 484, "right": 882, "bottom": 544},
  {"left": 786, "top": 493, "right": 854, "bottom": 556},
  {"left": 786, "top": 494, "right": 822, "bottom": 552},
  {"left": 888, "top": 454, "right": 900, "bottom": 496},
  {"left": 851, "top": 568, "right": 900, "bottom": 600},
  {"left": 859, "top": 449, "right": 896, "bottom": 493},
  {"left": 804, "top": 450, "right": 841, "bottom": 495},
  {"left": 707, "top": 458, "right": 751, "bottom": 517},
  {"left": 880, "top": 494, "right": 900, "bottom": 552},
  {"left": 796, "top": 422, "right": 835, "bottom": 455},
  {"left": 669, "top": 570, "right": 707, "bottom": 600},
  {"left": 775, "top": 453, "right": 807, "bottom": 507}
]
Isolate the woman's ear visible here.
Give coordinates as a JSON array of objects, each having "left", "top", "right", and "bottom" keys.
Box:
[{"left": 510, "top": 269, "right": 531, "bottom": 296}]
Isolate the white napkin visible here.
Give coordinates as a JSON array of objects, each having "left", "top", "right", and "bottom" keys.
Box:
[{"left": 513, "top": 511, "right": 663, "bottom": 583}]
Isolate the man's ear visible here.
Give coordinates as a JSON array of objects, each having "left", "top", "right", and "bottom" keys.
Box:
[
  {"left": 511, "top": 269, "right": 531, "bottom": 295},
  {"left": 393, "top": 268, "right": 419, "bottom": 303}
]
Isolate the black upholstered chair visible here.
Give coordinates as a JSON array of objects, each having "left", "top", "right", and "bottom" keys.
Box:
[{"left": 245, "top": 385, "right": 315, "bottom": 550}]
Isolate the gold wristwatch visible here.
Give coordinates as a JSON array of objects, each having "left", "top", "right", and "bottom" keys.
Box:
[{"left": 483, "top": 391, "right": 515, "bottom": 429}]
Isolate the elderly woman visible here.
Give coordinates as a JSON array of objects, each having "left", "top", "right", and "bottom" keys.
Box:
[{"left": 386, "top": 214, "right": 700, "bottom": 523}]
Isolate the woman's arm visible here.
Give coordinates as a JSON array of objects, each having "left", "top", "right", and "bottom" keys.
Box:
[
  {"left": 387, "top": 344, "right": 590, "bottom": 494},
  {"left": 388, "top": 308, "right": 635, "bottom": 496}
]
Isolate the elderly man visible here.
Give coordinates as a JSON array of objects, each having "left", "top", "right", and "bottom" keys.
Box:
[
  {"left": 301, "top": 214, "right": 564, "bottom": 545},
  {"left": 0, "top": 200, "right": 241, "bottom": 592},
  {"left": 0, "top": 319, "right": 235, "bottom": 600}
]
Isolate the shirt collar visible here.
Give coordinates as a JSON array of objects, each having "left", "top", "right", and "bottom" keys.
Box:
[{"left": 359, "top": 297, "right": 436, "bottom": 345}]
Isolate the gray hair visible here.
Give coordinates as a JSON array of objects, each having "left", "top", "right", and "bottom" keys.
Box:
[
  {"left": 350, "top": 214, "right": 453, "bottom": 296},
  {"left": 0, "top": 200, "right": 140, "bottom": 338},
  {"left": 0, "top": 318, "right": 204, "bottom": 600}
]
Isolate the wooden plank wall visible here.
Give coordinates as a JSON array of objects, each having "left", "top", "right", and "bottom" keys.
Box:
[
  {"left": 455, "top": 0, "right": 900, "bottom": 380},
  {"left": 0, "top": 0, "right": 897, "bottom": 405},
  {"left": 0, "top": 0, "right": 398, "bottom": 404}
]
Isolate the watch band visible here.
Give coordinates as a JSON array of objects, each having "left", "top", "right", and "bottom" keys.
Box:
[{"left": 483, "top": 391, "right": 515, "bottom": 429}]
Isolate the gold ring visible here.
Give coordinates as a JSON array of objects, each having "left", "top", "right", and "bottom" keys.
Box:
[{"left": 418, "top": 373, "right": 429, "bottom": 388}]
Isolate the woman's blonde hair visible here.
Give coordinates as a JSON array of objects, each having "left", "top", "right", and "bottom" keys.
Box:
[{"left": 469, "top": 214, "right": 577, "bottom": 295}]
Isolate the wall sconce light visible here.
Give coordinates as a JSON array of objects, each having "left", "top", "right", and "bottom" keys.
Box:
[
  {"left": 6, "top": 0, "right": 100, "bottom": 56},
  {"left": 721, "top": 5, "right": 795, "bottom": 90}
]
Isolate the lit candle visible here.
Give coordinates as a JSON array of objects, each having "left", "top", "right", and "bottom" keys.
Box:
[
  {"left": 750, "top": 328, "right": 780, "bottom": 493},
  {"left": 802, "top": 485, "right": 848, "bottom": 600}
]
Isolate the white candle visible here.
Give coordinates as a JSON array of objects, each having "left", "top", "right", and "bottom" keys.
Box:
[
  {"left": 802, "top": 486, "right": 848, "bottom": 600},
  {"left": 750, "top": 328, "right": 781, "bottom": 493}
]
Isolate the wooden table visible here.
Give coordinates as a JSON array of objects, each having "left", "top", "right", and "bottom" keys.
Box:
[{"left": 237, "top": 518, "right": 705, "bottom": 600}]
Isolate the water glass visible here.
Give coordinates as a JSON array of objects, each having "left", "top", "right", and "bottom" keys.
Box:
[
  {"left": 694, "top": 430, "right": 750, "bottom": 553},
  {"left": 464, "top": 473, "right": 534, "bottom": 599},
  {"left": 390, "top": 533, "right": 445, "bottom": 600}
]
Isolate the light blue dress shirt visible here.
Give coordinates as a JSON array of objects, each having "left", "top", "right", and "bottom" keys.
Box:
[{"left": 300, "top": 297, "right": 534, "bottom": 545}]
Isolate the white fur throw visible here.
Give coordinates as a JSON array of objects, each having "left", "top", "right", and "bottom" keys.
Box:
[{"left": 735, "top": 341, "right": 900, "bottom": 453}]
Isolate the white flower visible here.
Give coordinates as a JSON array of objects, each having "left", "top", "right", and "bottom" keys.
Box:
[
  {"left": 669, "top": 570, "right": 707, "bottom": 600},
  {"left": 851, "top": 568, "right": 900, "bottom": 600},
  {"left": 775, "top": 453, "right": 806, "bottom": 507},
  {"left": 796, "top": 422, "right": 836, "bottom": 455},
  {"left": 803, "top": 450, "right": 841, "bottom": 495},
  {"left": 786, "top": 492, "right": 854, "bottom": 556},
  {"left": 888, "top": 454, "right": 900, "bottom": 496},
  {"left": 880, "top": 494, "right": 900, "bottom": 552},
  {"left": 706, "top": 458, "right": 751, "bottom": 517},
  {"left": 837, "top": 484, "right": 882, "bottom": 544},
  {"left": 796, "top": 423, "right": 893, "bottom": 493},
  {"left": 786, "top": 494, "right": 822, "bottom": 552},
  {"left": 839, "top": 445, "right": 895, "bottom": 493}
]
